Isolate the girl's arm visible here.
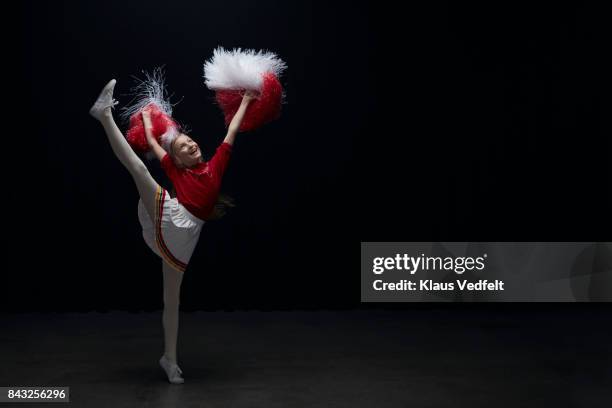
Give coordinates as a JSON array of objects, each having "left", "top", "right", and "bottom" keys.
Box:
[
  {"left": 223, "top": 91, "right": 258, "bottom": 146},
  {"left": 142, "top": 110, "right": 167, "bottom": 161}
]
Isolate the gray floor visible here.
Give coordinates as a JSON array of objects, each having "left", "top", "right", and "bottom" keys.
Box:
[{"left": 1, "top": 310, "right": 610, "bottom": 407}]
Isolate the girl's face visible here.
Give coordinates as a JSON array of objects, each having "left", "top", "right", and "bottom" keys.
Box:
[{"left": 172, "top": 134, "right": 202, "bottom": 168}]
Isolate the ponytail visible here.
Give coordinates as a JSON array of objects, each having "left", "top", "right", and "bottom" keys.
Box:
[
  {"left": 206, "top": 193, "right": 236, "bottom": 221},
  {"left": 169, "top": 187, "right": 235, "bottom": 221}
]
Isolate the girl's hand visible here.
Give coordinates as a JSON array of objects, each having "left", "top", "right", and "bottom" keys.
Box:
[
  {"left": 141, "top": 109, "right": 155, "bottom": 139},
  {"left": 141, "top": 109, "right": 153, "bottom": 131},
  {"left": 242, "top": 89, "right": 259, "bottom": 102}
]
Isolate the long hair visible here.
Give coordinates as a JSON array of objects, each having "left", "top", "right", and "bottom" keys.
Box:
[{"left": 207, "top": 193, "right": 236, "bottom": 220}]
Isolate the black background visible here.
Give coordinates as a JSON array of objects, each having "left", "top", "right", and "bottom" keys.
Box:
[{"left": 7, "top": 1, "right": 610, "bottom": 311}]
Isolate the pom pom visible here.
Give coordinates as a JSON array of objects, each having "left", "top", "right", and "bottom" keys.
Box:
[
  {"left": 120, "top": 67, "right": 181, "bottom": 154},
  {"left": 125, "top": 103, "right": 179, "bottom": 154},
  {"left": 215, "top": 72, "right": 283, "bottom": 131},
  {"left": 203, "top": 47, "right": 287, "bottom": 131}
]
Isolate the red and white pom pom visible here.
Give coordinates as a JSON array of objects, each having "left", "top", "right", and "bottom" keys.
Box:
[
  {"left": 120, "top": 68, "right": 180, "bottom": 156},
  {"left": 203, "top": 47, "right": 287, "bottom": 131}
]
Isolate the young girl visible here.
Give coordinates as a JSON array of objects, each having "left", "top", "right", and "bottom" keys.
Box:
[{"left": 89, "top": 78, "right": 256, "bottom": 384}]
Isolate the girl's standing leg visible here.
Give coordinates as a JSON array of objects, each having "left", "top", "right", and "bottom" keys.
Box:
[{"left": 162, "top": 260, "right": 184, "bottom": 364}]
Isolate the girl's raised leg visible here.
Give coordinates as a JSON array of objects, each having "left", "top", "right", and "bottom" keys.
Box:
[{"left": 89, "top": 79, "right": 159, "bottom": 219}]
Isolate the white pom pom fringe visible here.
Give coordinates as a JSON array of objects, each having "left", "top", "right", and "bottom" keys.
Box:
[
  {"left": 119, "top": 66, "right": 178, "bottom": 123},
  {"left": 203, "top": 47, "right": 287, "bottom": 91}
]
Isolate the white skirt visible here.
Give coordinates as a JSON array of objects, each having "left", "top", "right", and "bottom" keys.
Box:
[{"left": 138, "top": 185, "right": 205, "bottom": 273}]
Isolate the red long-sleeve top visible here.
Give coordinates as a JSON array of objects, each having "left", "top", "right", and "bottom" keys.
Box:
[{"left": 160, "top": 142, "right": 233, "bottom": 221}]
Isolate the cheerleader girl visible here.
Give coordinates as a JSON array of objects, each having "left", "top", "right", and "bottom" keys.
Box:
[{"left": 89, "top": 78, "right": 257, "bottom": 384}]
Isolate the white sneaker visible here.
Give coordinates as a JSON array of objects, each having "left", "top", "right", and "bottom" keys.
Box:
[
  {"left": 89, "top": 79, "right": 118, "bottom": 120},
  {"left": 159, "top": 355, "right": 184, "bottom": 384}
]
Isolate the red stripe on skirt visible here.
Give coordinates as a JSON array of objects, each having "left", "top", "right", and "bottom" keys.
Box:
[{"left": 154, "top": 186, "right": 187, "bottom": 272}]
